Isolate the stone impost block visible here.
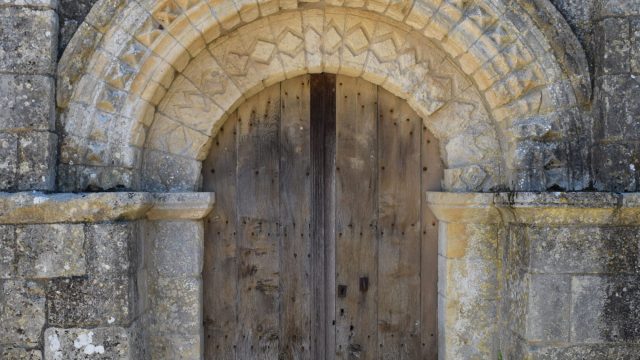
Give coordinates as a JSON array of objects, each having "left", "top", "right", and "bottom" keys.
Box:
[
  {"left": 0, "top": 75, "right": 55, "bottom": 131},
  {"left": 0, "top": 191, "right": 215, "bottom": 224},
  {"left": 44, "top": 327, "right": 130, "bottom": 360},
  {"left": 0, "top": 280, "right": 46, "bottom": 347},
  {"left": 17, "top": 131, "right": 57, "bottom": 191},
  {"left": 0, "top": 7, "right": 57, "bottom": 74},
  {"left": 0, "top": 133, "right": 18, "bottom": 190},
  {"left": 15, "top": 224, "right": 86, "bottom": 279}
]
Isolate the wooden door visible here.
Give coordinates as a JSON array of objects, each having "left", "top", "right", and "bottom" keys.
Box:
[{"left": 202, "top": 74, "right": 442, "bottom": 360}]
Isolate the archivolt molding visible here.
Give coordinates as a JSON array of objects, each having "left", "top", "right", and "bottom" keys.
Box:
[{"left": 57, "top": 0, "right": 589, "bottom": 192}]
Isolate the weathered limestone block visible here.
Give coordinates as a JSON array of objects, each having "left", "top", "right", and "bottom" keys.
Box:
[
  {"left": 141, "top": 150, "right": 202, "bottom": 191},
  {"left": 597, "top": 0, "right": 640, "bottom": 17},
  {"left": 145, "top": 220, "right": 203, "bottom": 276},
  {"left": 0, "top": 225, "right": 15, "bottom": 278},
  {"left": 146, "top": 275, "right": 202, "bottom": 335},
  {"left": 595, "top": 17, "right": 630, "bottom": 75},
  {"left": 593, "top": 142, "right": 638, "bottom": 192},
  {"left": 0, "top": 7, "right": 57, "bottom": 74},
  {"left": 526, "top": 274, "right": 572, "bottom": 342},
  {"left": 0, "top": 133, "right": 18, "bottom": 189},
  {"left": 1, "top": 0, "right": 57, "bottom": 8},
  {"left": 0, "top": 75, "right": 55, "bottom": 131},
  {"left": 572, "top": 275, "right": 640, "bottom": 343},
  {"left": 0, "top": 280, "right": 46, "bottom": 347},
  {"left": 86, "top": 223, "right": 135, "bottom": 276},
  {"left": 46, "top": 275, "right": 132, "bottom": 328},
  {"left": 44, "top": 327, "right": 129, "bottom": 359},
  {"left": 527, "top": 226, "right": 640, "bottom": 274},
  {"left": 17, "top": 131, "right": 57, "bottom": 191},
  {"left": 148, "top": 334, "right": 201, "bottom": 359},
  {"left": 632, "top": 18, "right": 640, "bottom": 74},
  {"left": 1, "top": 347, "right": 42, "bottom": 359},
  {"left": 15, "top": 224, "right": 85, "bottom": 278},
  {"left": 594, "top": 75, "right": 640, "bottom": 141}
]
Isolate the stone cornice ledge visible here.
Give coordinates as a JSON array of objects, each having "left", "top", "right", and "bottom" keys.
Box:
[
  {"left": 0, "top": 192, "right": 215, "bottom": 224},
  {"left": 427, "top": 192, "right": 640, "bottom": 225}
]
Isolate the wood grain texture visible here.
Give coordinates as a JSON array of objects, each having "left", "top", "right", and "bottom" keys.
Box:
[
  {"left": 202, "top": 74, "right": 443, "bottom": 359},
  {"left": 421, "top": 124, "right": 442, "bottom": 360},
  {"left": 236, "top": 82, "right": 282, "bottom": 359},
  {"left": 377, "top": 87, "right": 422, "bottom": 359},
  {"left": 279, "top": 75, "right": 312, "bottom": 359},
  {"left": 203, "top": 112, "right": 239, "bottom": 360},
  {"left": 335, "top": 75, "right": 379, "bottom": 360}
]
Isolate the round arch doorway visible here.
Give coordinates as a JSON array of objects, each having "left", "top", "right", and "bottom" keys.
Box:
[{"left": 202, "top": 74, "right": 443, "bottom": 359}]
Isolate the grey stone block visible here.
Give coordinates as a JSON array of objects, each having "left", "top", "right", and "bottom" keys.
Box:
[
  {"left": 0, "top": 225, "right": 15, "bottom": 278},
  {"left": 44, "top": 327, "right": 129, "bottom": 359},
  {"left": 632, "top": 19, "right": 640, "bottom": 74},
  {"left": 148, "top": 334, "right": 201, "bottom": 359},
  {"left": 595, "top": 18, "right": 630, "bottom": 75},
  {"left": 145, "top": 220, "right": 203, "bottom": 276},
  {"left": 593, "top": 142, "right": 639, "bottom": 192},
  {"left": 0, "top": 347, "right": 42, "bottom": 359},
  {"left": 86, "top": 223, "right": 135, "bottom": 276},
  {"left": 0, "top": 0, "right": 57, "bottom": 8},
  {"left": 17, "top": 131, "right": 57, "bottom": 191},
  {"left": 572, "top": 275, "right": 640, "bottom": 343},
  {"left": 0, "top": 280, "right": 46, "bottom": 347},
  {"left": 0, "top": 7, "right": 57, "bottom": 74},
  {"left": 15, "top": 224, "right": 86, "bottom": 279},
  {"left": 528, "top": 226, "right": 640, "bottom": 274},
  {"left": 146, "top": 275, "right": 201, "bottom": 336},
  {"left": 46, "top": 272, "right": 133, "bottom": 327},
  {"left": 0, "top": 133, "right": 18, "bottom": 190},
  {"left": 526, "top": 274, "right": 571, "bottom": 342},
  {"left": 0, "top": 75, "right": 54, "bottom": 131},
  {"left": 594, "top": 75, "right": 640, "bottom": 142},
  {"left": 141, "top": 150, "right": 202, "bottom": 192}
]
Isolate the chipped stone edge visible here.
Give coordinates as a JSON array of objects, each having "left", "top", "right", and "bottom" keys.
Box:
[
  {"left": 0, "top": 191, "right": 215, "bottom": 224},
  {"left": 427, "top": 192, "right": 640, "bottom": 225}
]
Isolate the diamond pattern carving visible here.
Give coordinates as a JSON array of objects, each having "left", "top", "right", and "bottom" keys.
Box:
[
  {"left": 344, "top": 25, "right": 370, "bottom": 56},
  {"left": 324, "top": 25, "right": 342, "bottom": 54},
  {"left": 201, "top": 71, "right": 227, "bottom": 96},
  {"left": 277, "top": 29, "right": 304, "bottom": 58},
  {"left": 153, "top": 1, "right": 182, "bottom": 27},
  {"left": 250, "top": 40, "right": 277, "bottom": 64}
]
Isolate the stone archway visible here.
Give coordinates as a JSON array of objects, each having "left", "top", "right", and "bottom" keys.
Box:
[
  {"left": 53, "top": 0, "right": 592, "bottom": 358},
  {"left": 57, "top": 0, "right": 590, "bottom": 193}
]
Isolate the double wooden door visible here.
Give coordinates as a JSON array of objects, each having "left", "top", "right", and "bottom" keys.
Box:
[{"left": 203, "top": 74, "right": 441, "bottom": 360}]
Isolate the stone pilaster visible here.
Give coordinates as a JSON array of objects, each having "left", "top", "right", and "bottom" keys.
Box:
[{"left": 427, "top": 192, "right": 503, "bottom": 359}]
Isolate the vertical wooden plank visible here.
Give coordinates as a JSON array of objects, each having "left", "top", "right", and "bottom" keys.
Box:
[
  {"left": 335, "top": 75, "right": 379, "bottom": 360},
  {"left": 421, "top": 124, "right": 442, "bottom": 359},
  {"left": 279, "top": 75, "right": 312, "bottom": 359},
  {"left": 203, "top": 113, "right": 239, "bottom": 360},
  {"left": 377, "top": 87, "right": 422, "bottom": 359},
  {"left": 236, "top": 83, "right": 282, "bottom": 359},
  {"left": 310, "top": 73, "right": 336, "bottom": 360}
]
